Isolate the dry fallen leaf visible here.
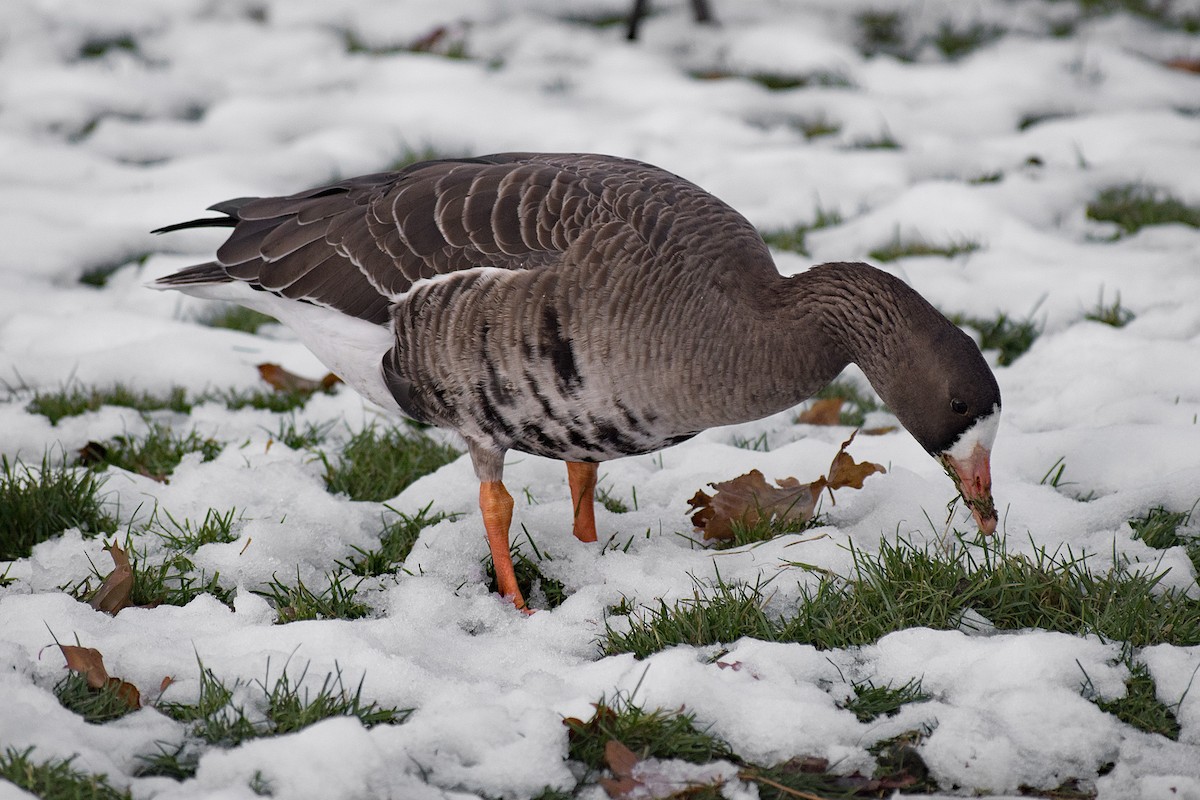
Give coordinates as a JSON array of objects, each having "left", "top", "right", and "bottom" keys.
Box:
[
  {"left": 689, "top": 472, "right": 820, "bottom": 542},
  {"left": 690, "top": 433, "right": 885, "bottom": 542},
  {"left": 88, "top": 542, "right": 134, "bottom": 615},
  {"left": 257, "top": 362, "right": 341, "bottom": 393},
  {"left": 796, "top": 397, "right": 844, "bottom": 426},
  {"left": 60, "top": 644, "right": 141, "bottom": 710},
  {"left": 599, "top": 740, "right": 643, "bottom": 798}
]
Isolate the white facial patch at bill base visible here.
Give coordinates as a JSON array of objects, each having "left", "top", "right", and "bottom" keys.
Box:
[{"left": 944, "top": 404, "right": 1001, "bottom": 460}]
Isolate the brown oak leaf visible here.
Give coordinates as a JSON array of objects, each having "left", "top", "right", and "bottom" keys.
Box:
[
  {"left": 690, "top": 433, "right": 885, "bottom": 542},
  {"left": 257, "top": 363, "right": 341, "bottom": 393},
  {"left": 60, "top": 645, "right": 141, "bottom": 710},
  {"left": 599, "top": 740, "right": 643, "bottom": 798},
  {"left": 796, "top": 397, "right": 844, "bottom": 426},
  {"left": 88, "top": 542, "right": 134, "bottom": 615}
]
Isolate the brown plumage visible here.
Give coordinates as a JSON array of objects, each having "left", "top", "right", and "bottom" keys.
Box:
[{"left": 153, "top": 152, "right": 1001, "bottom": 611}]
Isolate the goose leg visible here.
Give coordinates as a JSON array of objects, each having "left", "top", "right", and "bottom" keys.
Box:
[
  {"left": 566, "top": 461, "right": 598, "bottom": 543},
  {"left": 479, "top": 481, "right": 526, "bottom": 611}
]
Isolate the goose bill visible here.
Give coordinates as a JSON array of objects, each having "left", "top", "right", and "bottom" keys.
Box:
[
  {"left": 941, "top": 444, "right": 997, "bottom": 535},
  {"left": 938, "top": 407, "right": 1000, "bottom": 535}
]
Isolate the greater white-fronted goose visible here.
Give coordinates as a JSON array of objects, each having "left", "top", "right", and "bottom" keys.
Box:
[{"left": 153, "top": 152, "right": 1001, "bottom": 610}]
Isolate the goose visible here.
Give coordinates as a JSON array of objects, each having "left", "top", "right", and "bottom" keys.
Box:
[{"left": 152, "top": 152, "right": 1001, "bottom": 611}]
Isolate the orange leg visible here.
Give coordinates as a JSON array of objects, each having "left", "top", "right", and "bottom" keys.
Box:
[
  {"left": 566, "top": 461, "right": 598, "bottom": 543},
  {"left": 480, "top": 481, "right": 527, "bottom": 612}
]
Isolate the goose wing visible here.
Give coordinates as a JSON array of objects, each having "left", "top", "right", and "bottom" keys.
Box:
[{"left": 160, "top": 153, "right": 769, "bottom": 327}]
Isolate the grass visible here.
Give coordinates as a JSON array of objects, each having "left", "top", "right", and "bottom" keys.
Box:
[
  {"left": 152, "top": 507, "right": 240, "bottom": 553},
  {"left": 566, "top": 693, "right": 939, "bottom": 797},
  {"left": 0, "top": 747, "right": 131, "bottom": 800},
  {"left": 869, "top": 232, "right": 982, "bottom": 262},
  {"left": 1085, "top": 291, "right": 1135, "bottom": 327},
  {"left": 841, "top": 678, "right": 929, "bottom": 722},
  {"left": 712, "top": 513, "right": 826, "bottom": 551},
  {"left": 160, "top": 660, "right": 409, "bottom": 748},
  {"left": 604, "top": 536, "right": 1200, "bottom": 659},
  {"left": 856, "top": 10, "right": 908, "bottom": 59},
  {"left": 70, "top": 536, "right": 234, "bottom": 609},
  {"left": 199, "top": 305, "right": 278, "bottom": 334},
  {"left": 760, "top": 206, "right": 844, "bottom": 258},
  {"left": 256, "top": 570, "right": 370, "bottom": 622},
  {"left": 1129, "top": 504, "right": 1199, "bottom": 574},
  {"left": 850, "top": 128, "right": 902, "bottom": 150},
  {"left": 934, "top": 21, "right": 1004, "bottom": 60},
  {"left": 0, "top": 453, "right": 117, "bottom": 559},
  {"left": 79, "top": 422, "right": 223, "bottom": 481},
  {"left": 690, "top": 70, "right": 854, "bottom": 91},
  {"left": 321, "top": 424, "right": 460, "bottom": 502},
  {"left": 272, "top": 415, "right": 335, "bottom": 450},
  {"left": 1090, "top": 662, "right": 1182, "bottom": 739},
  {"left": 54, "top": 672, "right": 139, "bottom": 724},
  {"left": 1086, "top": 184, "right": 1200, "bottom": 236},
  {"left": 27, "top": 383, "right": 191, "bottom": 425},
  {"left": 218, "top": 385, "right": 320, "bottom": 413},
  {"left": 565, "top": 691, "right": 735, "bottom": 772},
  {"left": 949, "top": 311, "right": 1042, "bottom": 366},
  {"left": 343, "top": 504, "right": 456, "bottom": 577}
]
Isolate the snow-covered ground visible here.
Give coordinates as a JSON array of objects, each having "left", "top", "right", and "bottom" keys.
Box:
[{"left": 2, "top": 1, "right": 1200, "bottom": 798}]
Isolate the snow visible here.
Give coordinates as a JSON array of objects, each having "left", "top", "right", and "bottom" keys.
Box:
[{"left": 2, "top": 1, "right": 1200, "bottom": 798}]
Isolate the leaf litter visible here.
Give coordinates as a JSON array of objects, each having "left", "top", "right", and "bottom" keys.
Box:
[{"left": 689, "top": 432, "right": 886, "bottom": 542}]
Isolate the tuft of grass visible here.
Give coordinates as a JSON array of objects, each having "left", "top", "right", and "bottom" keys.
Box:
[
  {"left": 1086, "top": 184, "right": 1200, "bottom": 236},
  {"left": 0, "top": 747, "right": 132, "bottom": 800},
  {"left": 934, "top": 21, "right": 1004, "bottom": 60},
  {"left": 840, "top": 678, "right": 929, "bottom": 722},
  {"left": 1018, "top": 110, "right": 1073, "bottom": 131},
  {"left": 218, "top": 386, "right": 318, "bottom": 413},
  {"left": 343, "top": 504, "right": 456, "bottom": 577},
  {"left": 731, "top": 431, "right": 769, "bottom": 452},
  {"left": 133, "top": 742, "right": 199, "bottom": 780},
  {"left": 199, "top": 305, "right": 278, "bottom": 334},
  {"left": 152, "top": 507, "right": 240, "bottom": 553},
  {"left": 79, "top": 35, "right": 138, "bottom": 60},
  {"left": 69, "top": 537, "right": 234, "bottom": 609},
  {"left": 1129, "top": 506, "right": 1193, "bottom": 549},
  {"left": 949, "top": 311, "right": 1041, "bottom": 366},
  {"left": 1092, "top": 662, "right": 1182, "bottom": 739},
  {"left": 691, "top": 69, "right": 855, "bottom": 90},
  {"left": 54, "top": 672, "right": 139, "bottom": 724},
  {"left": 1085, "top": 291, "right": 1134, "bottom": 327},
  {"left": 596, "top": 484, "right": 630, "bottom": 514},
  {"left": 565, "top": 691, "right": 734, "bottom": 771},
  {"left": 80, "top": 422, "right": 223, "bottom": 480},
  {"left": 790, "top": 115, "right": 842, "bottom": 140},
  {"left": 760, "top": 206, "right": 844, "bottom": 258},
  {"left": 1129, "top": 504, "right": 1199, "bottom": 575},
  {"left": 712, "top": 512, "right": 826, "bottom": 551},
  {"left": 850, "top": 128, "right": 902, "bottom": 150},
  {"left": 604, "top": 580, "right": 781, "bottom": 657},
  {"left": 0, "top": 454, "right": 117, "bottom": 559},
  {"left": 969, "top": 170, "right": 1004, "bottom": 184},
  {"left": 322, "top": 424, "right": 460, "bottom": 502},
  {"left": 856, "top": 10, "right": 909, "bottom": 59},
  {"left": 256, "top": 570, "right": 370, "bottom": 623},
  {"left": 161, "top": 660, "right": 409, "bottom": 748},
  {"left": 485, "top": 532, "right": 569, "bottom": 610},
  {"left": 869, "top": 232, "right": 981, "bottom": 262},
  {"left": 605, "top": 536, "right": 1200, "bottom": 659},
  {"left": 272, "top": 415, "right": 335, "bottom": 450},
  {"left": 27, "top": 383, "right": 191, "bottom": 425}
]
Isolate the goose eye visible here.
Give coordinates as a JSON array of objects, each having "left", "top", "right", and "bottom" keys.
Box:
[{"left": 950, "top": 398, "right": 969, "bottom": 415}]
